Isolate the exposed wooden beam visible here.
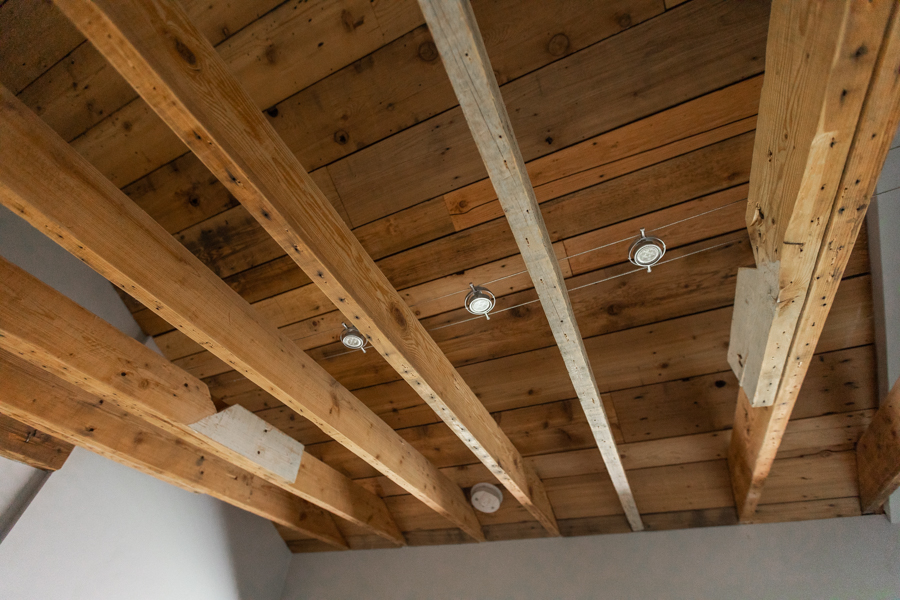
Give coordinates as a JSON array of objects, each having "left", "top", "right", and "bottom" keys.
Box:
[
  {"left": 0, "top": 83, "right": 478, "bottom": 542},
  {"left": 858, "top": 377, "right": 900, "bottom": 512},
  {"left": 729, "top": 1, "right": 900, "bottom": 519},
  {"left": 0, "top": 254, "right": 404, "bottom": 546},
  {"left": 729, "top": 0, "right": 894, "bottom": 408},
  {"left": 54, "top": 0, "right": 557, "bottom": 536},
  {"left": 0, "top": 412, "right": 73, "bottom": 471},
  {"left": 0, "top": 352, "right": 348, "bottom": 549},
  {"left": 416, "top": 0, "right": 642, "bottom": 530}
]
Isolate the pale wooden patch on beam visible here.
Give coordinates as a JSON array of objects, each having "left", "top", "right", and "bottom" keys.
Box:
[
  {"left": 190, "top": 405, "right": 304, "bottom": 484},
  {"left": 417, "top": 0, "right": 641, "bottom": 530},
  {"left": 0, "top": 353, "right": 348, "bottom": 549}
]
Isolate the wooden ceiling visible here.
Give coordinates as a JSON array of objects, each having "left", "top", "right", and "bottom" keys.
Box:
[{"left": 1, "top": 0, "right": 897, "bottom": 554}]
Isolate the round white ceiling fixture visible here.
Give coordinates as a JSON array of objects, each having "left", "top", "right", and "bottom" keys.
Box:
[
  {"left": 340, "top": 323, "right": 367, "bottom": 353},
  {"left": 470, "top": 482, "right": 503, "bottom": 513},
  {"left": 465, "top": 284, "right": 496, "bottom": 320},
  {"left": 628, "top": 228, "right": 666, "bottom": 272}
]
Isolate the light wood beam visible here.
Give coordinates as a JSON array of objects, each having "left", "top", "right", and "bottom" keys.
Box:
[
  {"left": 0, "top": 352, "right": 348, "bottom": 549},
  {"left": 0, "top": 412, "right": 73, "bottom": 471},
  {"left": 729, "top": 1, "right": 900, "bottom": 519},
  {"left": 0, "top": 83, "right": 477, "bottom": 542},
  {"left": 729, "top": 0, "right": 894, "bottom": 408},
  {"left": 416, "top": 0, "right": 642, "bottom": 530},
  {"left": 858, "top": 377, "right": 900, "bottom": 512},
  {"left": 0, "top": 253, "right": 404, "bottom": 546},
  {"left": 54, "top": 0, "right": 557, "bottom": 536}
]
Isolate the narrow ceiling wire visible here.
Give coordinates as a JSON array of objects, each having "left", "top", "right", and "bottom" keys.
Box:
[{"left": 324, "top": 236, "right": 738, "bottom": 358}]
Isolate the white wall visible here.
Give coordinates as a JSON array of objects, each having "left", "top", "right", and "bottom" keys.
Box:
[
  {"left": 0, "top": 205, "right": 291, "bottom": 599},
  {"left": 282, "top": 516, "right": 900, "bottom": 600}
]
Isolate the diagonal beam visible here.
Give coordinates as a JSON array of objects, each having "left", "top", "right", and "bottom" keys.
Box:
[
  {"left": 416, "top": 0, "right": 642, "bottom": 530},
  {"left": 0, "top": 255, "right": 404, "bottom": 546},
  {"left": 0, "top": 412, "right": 73, "bottom": 471},
  {"left": 0, "top": 83, "right": 479, "bottom": 543},
  {"left": 728, "top": 0, "right": 900, "bottom": 519},
  {"left": 857, "top": 376, "right": 900, "bottom": 512},
  {"left": 54, "top": 0, "right": 558, "bottom": 536},
  {"left": 0, "top": 352, "right": 348, "bottom": 549}
]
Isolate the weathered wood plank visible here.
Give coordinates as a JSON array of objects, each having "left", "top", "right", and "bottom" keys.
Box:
[
  {"left": 857, "top": 377, "right": 900, "bottom": 512},
  {"left": 63, "top": 0, "right": 556, "bottom": 537},
  {"left": 729, "top": 3, "right": 900, "bottom": 520},
  {"left": 0, "top": 352, "right": 348, "bottom": 549},
  {"left": 0, "top": 412, "right": 73, "bottom": 471}
]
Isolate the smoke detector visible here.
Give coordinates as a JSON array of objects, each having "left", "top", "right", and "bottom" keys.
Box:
[
  {"left": 470, "top": 482, "right": 503, "bottom": 513},
  {"left": 628, "top": 228, "right": 666, "bottom": 272},
  {"left": 464, "top": 284, "right": 496, "bottom": 320},
  {"left": 340, "top": 323, "right": 367, "bottom": 353}
]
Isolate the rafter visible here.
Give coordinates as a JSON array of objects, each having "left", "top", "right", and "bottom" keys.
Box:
[
  {"left": 415, "top": 0, "right": 642, "bottom": 530},
  {"left": 53, "top": 0, "right": 558, "bottom": 535},
  {"left": 858, "top": 377, "right": 900, "bottom": 512},
  {"left": 728, "top": 0, "right": 900, "bottom": 519},
  {"left": 0, "top": 255, "right": 404, "bottom": 545},
  {"left": 0, "top": 412, "right": 73, "bottom": 471},
  {"left": 0, "top": 79, "right": 479, "bottom": 540},
  {"left": 0, "top": 352, "right": 348, "bottom": 549}
]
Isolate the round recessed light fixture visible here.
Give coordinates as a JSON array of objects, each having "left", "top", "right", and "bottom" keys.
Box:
[
  {"left": 628, "top": 228, "right": 666, "bottom": 272},
  {"left": 465, "top": 284, "right": 496, "bottom": 320},
  {"left": 470, "top": 482, "right": 503, "bottom": 513},
  {"left": 340, "top": 323, "right": 367, "bottom": 353}
]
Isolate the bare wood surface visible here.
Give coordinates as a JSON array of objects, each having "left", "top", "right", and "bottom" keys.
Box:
[
  {"left": 0, "top": 254, "right": 404, "bottom": 544},
  {"left": 57, "top": 0, "right": 556, "bottom": 537},
  {"left": 857, "top": 377, "right": 900, "bottom": 512},
  {"left": 0, "top": 352, "right": 348, "bottom": 548},
  {"left": 0, "top": 412, "right": 73, "bottom": 471},
  {"left": 0, "top": 78, "right": 475, "bottom": 541},
  {"left": 728, "top": 2, "right": 900, "bottom": 520},
  {"left": 418, "top": 0, "right": 641, "bottom": 530}
]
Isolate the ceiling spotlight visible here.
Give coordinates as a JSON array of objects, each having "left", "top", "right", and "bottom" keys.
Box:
[
  {"left": 628, "top": 228, "right": 666, "bottom": 272},
  {"left": 470, "top": 482, "right": 503, "bottom": 513},
  {"left": 465, "top": 284, "right": 496, "bottom": 320},
  {"left": 340, "top": 323, "right": 367, "bottom": 353}
]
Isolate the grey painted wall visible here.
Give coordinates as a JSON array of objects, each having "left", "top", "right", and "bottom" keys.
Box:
[
  {"left": 282, "top": 516, "right": 900, "bottom": 600},
  {"left": 0, "top": 205, "right": 291, "bottom": 599}
]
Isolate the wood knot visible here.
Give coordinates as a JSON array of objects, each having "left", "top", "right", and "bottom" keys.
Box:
[
  {"left": 616, "top": 13, "right": 632, "bottom": 29},
  {"left": 173, "top": 38, "right": 198, "bottom": 67},
  {"left": 333, "top": 130, "right": 349, "bottom": 145},
  {"left": 391, "top": 304, "right": 407, "bottom": 328},
  {"left": 341, "top": 10, "right": 365, "bottom": 32},
  {"left": 418, "top": 41, "right": 439, "bottom": 62},
  {"left": 547, "top": 33, "right": 569, "bottom": 57}
]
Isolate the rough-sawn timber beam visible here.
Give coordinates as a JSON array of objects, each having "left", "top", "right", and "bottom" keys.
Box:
[
  {"left": 416, "top": 0, "right": 642, "bottom": 530},
  {"left": 728, "top": 0, "right": 900, "bottom": 520},
  {"left": 0, "top": 255, "right": 403, "bottom": 545},
  {"left": 54, "top": 0, "right": 557, "bottom": 536},
  {"left": 0, "top": 352, "right": 348, "bottom": 549},
  {"left": 0, "top": 76, "right": 475, "bottom": 540},
  {"left": 0, "top": 412, "right": 73, "bottom": 471},
  {"left": 857, "top": 376, "right": 900, "bottom": 512}
]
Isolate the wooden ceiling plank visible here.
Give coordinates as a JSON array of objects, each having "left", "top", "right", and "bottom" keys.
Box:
[
  {"left": 0, "top": 78, "right": 475, "bottom": 542},
  {"left": 56, "top": 0, "right": 556, "bottom": 537},
  {"left": 418, "top": 0, "right": 642, "bottom": 530},
  {"left": 728, "top": 2, "right": 900, "bottom": 520},
  {"left": 0, "top": 412, "right": 74, "bottom": 471},
  {"left": 0, "top": 352, "right": 348, "bottom": 549},
  {"left": 857, "top": 377, "right": 900, "bottom": 512},
  {"left": 0, "top": 255, "right": 404, "bottom": 545}
]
